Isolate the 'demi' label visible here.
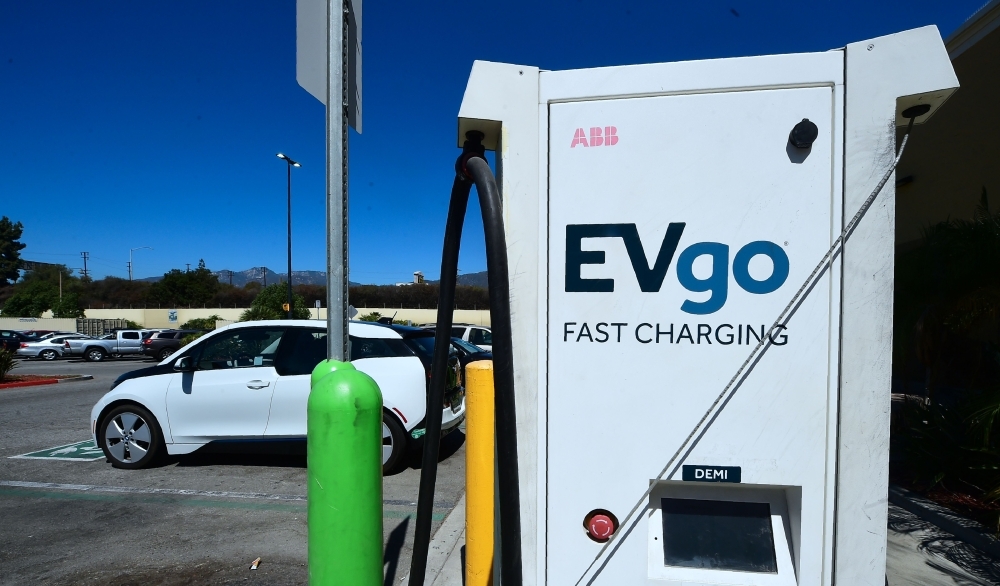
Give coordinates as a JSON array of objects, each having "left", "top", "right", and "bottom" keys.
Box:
[{"left": 682, "top": 465, "right": 741, "bottom": 483}]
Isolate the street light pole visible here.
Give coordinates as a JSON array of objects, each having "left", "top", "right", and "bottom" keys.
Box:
[
  {"left": 277, "top": 153, "right": 301, "bottom": 319},
  {"left": 129, "top": 246, "right": 153, "bottom": 281}
]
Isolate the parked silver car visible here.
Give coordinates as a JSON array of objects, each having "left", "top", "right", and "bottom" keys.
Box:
[{"left": 17, "top": 334, "right": 91, "bottom": 361}]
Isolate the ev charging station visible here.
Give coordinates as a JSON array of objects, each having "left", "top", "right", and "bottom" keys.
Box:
[{"left": 455, "top": 26, "right": 958, "bottom": 585}]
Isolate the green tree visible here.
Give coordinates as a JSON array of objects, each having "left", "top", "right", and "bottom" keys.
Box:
[
  {"left": 239, "top": 305, "right": 280, "bottom": 321},
  {"left": 1, "top": 287, "right": 56, "bottom": 317},
  {"left": 0, "top": 217, "right": 26, "bottom": 288},
  {"left": 51, "top": 293, "right": 85, "bottom": 318},
  {"left": 0, "top": 263, "right": 78, "bottom": 317},
  {"left": 147, "top": 261, "right": 220, "bottom": 307},
  {"left": 180, "top": 314, "right": 222, "bottom": 330},
  {"left": 240, "top": 283, "right": 311, "bottom": 321}
]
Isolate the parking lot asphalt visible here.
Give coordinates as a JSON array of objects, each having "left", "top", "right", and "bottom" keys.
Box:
[{"left": 0, "top": 357, "right": 466, "bottom": 585}]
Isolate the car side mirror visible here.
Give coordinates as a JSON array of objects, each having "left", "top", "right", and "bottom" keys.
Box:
[{"left": 173, "top": 356, "right": 194, "bottom": 372}]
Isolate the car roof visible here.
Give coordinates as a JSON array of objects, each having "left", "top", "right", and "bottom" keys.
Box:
[{"left": 215, "top": 319, "right": 409, "bottom": 340}]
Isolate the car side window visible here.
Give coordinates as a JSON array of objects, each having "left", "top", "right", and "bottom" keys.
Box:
[
  {"left": 275, "top": 329, "right": 328, "bottom": 376},
  {"left": 470, "top": 328, "right": 492, "bottom": 346},
  {"left": 349, "top": 336, "right": 411, "bottom": 361},
  {"left": 121, "top": 332, "right": 140, "bottom": 340},
  {"left": 451, "top": 327, "right": 465, "bottom": 338},
  {"left": 195, "top": 328, "right": 285, "bottom": 371}
]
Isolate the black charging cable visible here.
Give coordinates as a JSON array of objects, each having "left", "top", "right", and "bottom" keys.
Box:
[{"left": 409, "top": 131, "right": 522, "bottom": 586}]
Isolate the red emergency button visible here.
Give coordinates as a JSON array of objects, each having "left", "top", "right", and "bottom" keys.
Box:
[{"left": 583, "top": 509, "right": 619, "bottom": 542}]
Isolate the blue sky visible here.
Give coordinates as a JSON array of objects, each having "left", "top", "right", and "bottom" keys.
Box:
[{"left": 0, "top": 1, "right": 983, "bottom": 284}]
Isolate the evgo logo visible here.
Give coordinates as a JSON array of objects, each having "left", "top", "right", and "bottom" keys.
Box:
[{"left": 565, "top": 223, "right": 789, "bottom": 315}]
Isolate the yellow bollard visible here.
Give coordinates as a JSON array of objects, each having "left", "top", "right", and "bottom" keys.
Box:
[{"left": 465, "top": 360, "right": 495, "bottom": 586}]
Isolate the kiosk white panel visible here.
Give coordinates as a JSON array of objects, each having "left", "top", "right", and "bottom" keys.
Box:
[{"left": 546, "top": 85, "right": 841, "bottom": 584}]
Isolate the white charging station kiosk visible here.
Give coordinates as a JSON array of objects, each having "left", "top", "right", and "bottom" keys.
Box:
[{"left": 456, "top": 26, "right": 958, "bottom": 585}]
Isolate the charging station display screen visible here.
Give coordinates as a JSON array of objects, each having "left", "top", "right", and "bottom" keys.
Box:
[{"left": 660, "top": 498, "right": 777, "bottom": 573}]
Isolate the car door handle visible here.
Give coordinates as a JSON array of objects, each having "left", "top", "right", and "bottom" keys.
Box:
[{"left": 246, "top": 380, "right": 271, "bottom": 390}]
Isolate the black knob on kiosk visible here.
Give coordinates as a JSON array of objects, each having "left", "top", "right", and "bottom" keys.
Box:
[{"left": 788, "top": 118, "right": 819, "bottom": 149}]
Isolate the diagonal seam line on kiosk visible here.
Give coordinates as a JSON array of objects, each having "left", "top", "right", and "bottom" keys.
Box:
[{"left": 574, "top": 116, "right": 918, "bottom": 586}]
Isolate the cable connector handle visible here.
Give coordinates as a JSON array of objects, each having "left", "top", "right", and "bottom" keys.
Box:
[{"left": 457, "top": 130, "right": 487, "bottom": 180}]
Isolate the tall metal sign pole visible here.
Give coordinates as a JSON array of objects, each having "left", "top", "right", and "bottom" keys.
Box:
[{"left": 297, "top": 0, "right": 361, "bottom": 360}]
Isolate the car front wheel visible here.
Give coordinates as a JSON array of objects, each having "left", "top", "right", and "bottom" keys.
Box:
[
  {"left": 99, "top": 404, "right": 163, "bottom": 469},
  {"left": 382, "top": 411, "right": 408, "bottom": 474},
  {"left": 85, "top": 348, "right": 106, "bottom": 362},
  {"left": 39, "top": 349, "right": 58, "bottom": 361}
]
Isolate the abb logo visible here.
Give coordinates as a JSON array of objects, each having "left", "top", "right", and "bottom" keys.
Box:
[{"left": 571, "top": 126, "right": 618, "bottom": 148}]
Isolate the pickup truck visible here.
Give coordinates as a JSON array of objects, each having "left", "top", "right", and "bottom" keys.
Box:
[{"left": 65, "top": 330, "right": 161, "bottom": 362}]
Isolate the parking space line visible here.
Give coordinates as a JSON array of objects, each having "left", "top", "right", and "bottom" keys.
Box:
[{"left": 0, "top": 480, "right": 455, "bottom": 509}]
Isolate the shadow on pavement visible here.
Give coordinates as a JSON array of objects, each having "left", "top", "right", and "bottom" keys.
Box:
[
  {"left": 888, "top": 504, "right": 1000, "bottom": 584},
  {"left": 162, "top": 430, "right": 466, "bottom": 471},
  {"left": 171, "top": 441, "right": 308, "bottom": 468},
  {"left": 384, "top": 516, "right": 410, "bottom": 586}
]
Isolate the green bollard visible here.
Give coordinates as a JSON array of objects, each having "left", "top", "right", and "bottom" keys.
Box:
[{"left": 307, "top": 359, "right": 384, "bottom": 585}]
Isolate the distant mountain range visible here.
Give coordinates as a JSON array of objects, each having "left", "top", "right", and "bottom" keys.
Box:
[
  {"left": 427, "top": 271, "right": 489, "bottom": 288},
  {"left": 137, "top": 268, "right": 489, "bottom": 288}
]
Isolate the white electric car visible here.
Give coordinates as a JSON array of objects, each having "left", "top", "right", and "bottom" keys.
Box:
[{"left": 90, "top": 320, "right": 465, "bottom": 472}]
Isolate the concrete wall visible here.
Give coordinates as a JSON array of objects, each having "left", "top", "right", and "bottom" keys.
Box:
[
  {"left": 75, "top": 308, "right": 490, "bottom": 328},
  {"left": 0, "top": 318, "right": 78, "bottom": 332}
]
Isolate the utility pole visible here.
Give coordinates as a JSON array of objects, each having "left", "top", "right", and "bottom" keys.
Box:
[
  {"left": 80, "top": 252, "right": 90, "bottom": 279},
  {"left": 262, "top": 267, "right": 268, "bottom": 287},
  {"left": 186, "top": 263, "right": 191, "bottom": 272},
  {"left": 127, "top": 261, "right": 132, "bottom": 281}
]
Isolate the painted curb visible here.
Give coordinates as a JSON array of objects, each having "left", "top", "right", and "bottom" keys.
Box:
[
  {"left": 889, "top": 484, "right": 1000, "bottom": 560},
  {"left": 0, "top": 378, "right": 59, "bottom": 389},
  {"left": 0, "top": 375, "right": 93, "bottom": 390}
]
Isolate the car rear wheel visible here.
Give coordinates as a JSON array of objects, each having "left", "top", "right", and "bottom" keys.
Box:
[
  {"left": 382, "top": 411, "right": 408, "bottom": 474},
  {"left": 99, "top": 404, "right": 163, "bottom": 469},
  {"left": 39, "top": 349, "right": 58, "bottom": 361},
  {"left": 158, "top": 347, "right": 175, "bottom": 361},
  {"left": 84, "top": 348, "right": 106, "bottom": 362}
]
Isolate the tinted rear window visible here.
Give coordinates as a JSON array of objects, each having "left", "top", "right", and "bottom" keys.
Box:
[
  {"left": 155, "top": 332, "right": 176, "bottom": 339},
  {"left": 349, "top": 336, "right": 412, "bottom": 361},
  {"left": 121, "top": 332, "right": 140, "bottom": 340},
  {"left": 276, "top": 329, "right": 327, "bottom": 376}
]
